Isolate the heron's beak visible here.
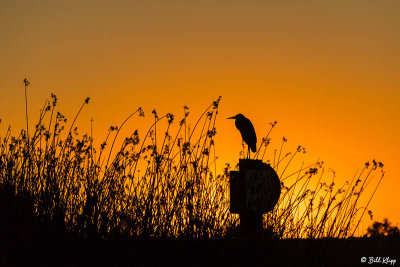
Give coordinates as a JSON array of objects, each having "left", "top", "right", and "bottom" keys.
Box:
[{"left": 227, "top": 116, "right": 236, "bottom": 119}]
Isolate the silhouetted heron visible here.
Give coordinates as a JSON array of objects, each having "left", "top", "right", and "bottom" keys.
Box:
[{"left": 228, "top": 114, "right": 257, "bottom": 159}]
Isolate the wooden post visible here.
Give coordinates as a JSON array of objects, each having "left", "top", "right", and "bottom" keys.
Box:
[
  {"left": 230, "top": 159, "right": 281, "bottom": 237},
  {"left": 240, "top": 211, "right": 263, "bottom": 236}
]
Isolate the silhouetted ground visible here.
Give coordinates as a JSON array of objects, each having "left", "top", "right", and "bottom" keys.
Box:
[{"left": 1, "top": 224, "right": 399, "bottom": 267}]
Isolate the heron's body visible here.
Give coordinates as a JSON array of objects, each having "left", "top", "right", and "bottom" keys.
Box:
[{"left": 228, "top": 113, "right": 257, "bottom": 158}]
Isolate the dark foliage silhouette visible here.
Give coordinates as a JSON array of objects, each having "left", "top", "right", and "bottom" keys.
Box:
[{"left": 366, "top": 218, "right": 400, "bottom": 237}]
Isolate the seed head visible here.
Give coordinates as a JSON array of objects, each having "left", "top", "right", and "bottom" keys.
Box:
[{"left": 138, "top": 107, "right": 144, "bottom": 117}]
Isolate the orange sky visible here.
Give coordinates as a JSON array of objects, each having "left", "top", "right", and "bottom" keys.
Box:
[{"left": 1, "top": 1, "right": 399, "bottom": 232}]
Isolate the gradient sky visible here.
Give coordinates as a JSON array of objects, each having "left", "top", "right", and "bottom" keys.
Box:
[{"left": 1, "top": 0, "right": 399, "bottom": 231}]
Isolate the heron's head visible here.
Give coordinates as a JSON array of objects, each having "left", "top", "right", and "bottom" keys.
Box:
[{"left": 227, "top": 113, "right": 245, "bottom": 120}]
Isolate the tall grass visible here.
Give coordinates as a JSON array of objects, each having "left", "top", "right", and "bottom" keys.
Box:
[{"left": 0, "top": 81, "right": 385, "bottom": 240}]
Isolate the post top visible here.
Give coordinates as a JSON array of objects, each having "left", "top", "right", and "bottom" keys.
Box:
[{"left": 239, "top": 158, "right": 264, "bottom": 170}]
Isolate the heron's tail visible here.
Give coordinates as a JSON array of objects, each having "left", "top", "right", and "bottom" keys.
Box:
[{"left": 250, "top": 144, "right": 257, "bottom": 153}]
